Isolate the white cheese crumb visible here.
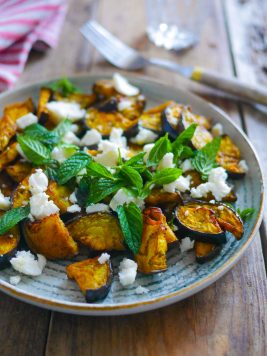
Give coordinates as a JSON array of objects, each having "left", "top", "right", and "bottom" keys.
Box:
[
  {"left": 209, "top": 199, "right": 216, "bottom": 204},
  {"left": 135, "top": 285, "right": 149, "bottom": 295},
  {"left": 165, "top": 106, "right": 178, "bottom": 126},
  {"left": 46, "top": 101, "right": 86, "bottom": 123},
  {"left": 67, "top": 204, "right": 81, "bottom": 213},
  {"left": 211, "top": 123, "right": 223, "bottom": 137},
  {"left": 29, "top": 169, "right": 48, "bottom": 194},
  {"left": 51, "top": 146, "right": 75, "bottom": 163},
  {"left": 218, "top": 205, "right": 224, "bottom": 211},
  {"left": 238, "top": 159, "right": 249, "bottom": 173},
  {"left": 118, "top": 258, "right": 138, "bottom": 286},
  {"left": 30, "top": 192, "right": 60, "bottom": 220},
  {"left": 113, "top": 73, "right": 139, "bottom": 96},
  {"left": 180, "top": 237, "right": 194, "bottom": 253},
  {"left": 118, "top": 98, "right": 132, "bottom": 111},
  {"left": 130, "top": 127, "right": 158, "bottom": 145},
  {"left": 69, "top": 192, "right": 77, "bottom": 204},
  {"left": 80, "top": 129, "right": 101, "bottom": 146},
  {"left": 10, "top": 251, "right": 46, "bottom": 276},
  {"left": 71, "top": 124, "right": 79, "bottom": 133},
  {"left": 86, "top": 203, "right": 110, "bottom": 214},
  {"left": 163, "top": 175, "right": 191, "bottom": 193},
  {"left": 109, "top": 127, "right": 127, "bottom": 148},
  {"left": 157, "top": 152, "right": 174, "bottom": 170},
  {"left": 191, "top": 167, "right": 231, "bottom": 201},
  {"left": 16, "top": 113, "right": 38, "bottom": 129},
  {"left": 184, "top": 210, "right": 189, "bottom": 217},
  {"left": 181, "top": 159, "right": 193, "bottom": 172},
  {"left": 9, "top": 275, "right": 21, "bottom": 286},
  {"left": 0, "top": 189, "right": 11, "bottom": 210},
  {"left": 62, "top": 131, "right": 80, "bottom": 145},
  {"left": 98, "top": 253, "right": 110, "bottom": 264},
  {"left": 109, "top": 188, "right": 145, "bottom": 212}
]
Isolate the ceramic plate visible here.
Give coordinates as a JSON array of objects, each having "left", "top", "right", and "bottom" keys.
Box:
[{"left": 0, "top": 74, "right": 264, "bottom": 315}]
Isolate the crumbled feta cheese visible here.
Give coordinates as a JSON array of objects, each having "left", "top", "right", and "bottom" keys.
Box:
[
  {"left": 16, "top": 113, "right": 38, "bottom": 129},
  {"left": 143, "top": 143, "right": 154, "bottom": 163},
  {"left": 209, "top": 200, "right": 215, "bottom": 204},
  {"left": 28, "top": 213, "right": 34, "bottom": 222},
  {"left": 80, "top": 129, "right": 101, "bottom": 146},
  {"left": 52, "top": 146, "right": 76, "bottom": 163},
  {"left": 165, "top": 107, "right": 178, "bottom": 126},
  {"left": 71, "top": 124, "right": 79, "bottom": 133},
  {"left": 163, "top": 175, "right": 191, "bottom": 193},
  {"left": 118, "top": 258, "right": 138, "bottom": 286},
  {"left": 113, "top": 73, "right": 139, "bottom": 96},
  {"left": 181, "top": 159, "right": 193, "bottom": 172},
  {"left": 158, "top": 152, "right": 174, "bottom": 170},
  {"left": 9, "top": 275, "right": 21, "bottom": 286},
  {"left": 46, "top": 101, "right": 86, "bottom": 123},
  {"left": 0, "top": 190, "right": 11, "bottom": 210},
  {"left": 218, "top": 205, "right": 224, "bottom": 210},
  {"left": 69, "top": 192, "right": 77, "bottom": 204},
  {"left": 239, "top": 159, "right": 249, "bottom": 173},
  {"left": 94, "top": 145, "right": 120, "bottom": 167},
  {"left": 67, "top": 204, "right": 81, "bottom": 213},
  {"left": 118, "top": 98, "right": 132, "bottom": 111},
  {"left": 109, "top": 128, "right": 127, "bottom": 148},
  {"left": 191, "top": 167, "right": 231, "bottom": 201},
  {"left": 29, "top": 169, "right": 48, "bottom": 194},
  {"left": 135, "top": 285, "right": 149, "bottom": 295},
  {"left": 30, "top": 192, "right": 59, "bottom": 220},
  {"left": 98, "top": 253, "right": 110, "bottom": 264},
  {"left": 10, "top": 251, "right": 46, "bottom": 276},
  {"left": 211, "top": 123, "right": 223, "bottom": 137},
  {"left": 86, "top": 203, "right": 110, "bottom": 214},
  {"left": 130, "top": 127, "right": 158, "bottom": 145},
  {"left": 62, "top": 131, "right": 80, "bottom": 145},
  {"left": 180, "top": 237, "right": 194, "bottom": 253},
  {"left": 109, "top": 188, "right": 145, "bottom": 211}
]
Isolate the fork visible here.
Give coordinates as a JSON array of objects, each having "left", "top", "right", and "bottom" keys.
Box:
[{"left": 80, "top": 21, "right": 267, "bottom": 106}]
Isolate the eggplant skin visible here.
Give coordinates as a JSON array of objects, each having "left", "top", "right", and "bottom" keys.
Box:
[
  {"left": 0, "top": 221, "right": 20, "bottom": 270},
  {"left": 66, "top": 257, "right": 113, "bottom": 302},
  {"left": 161, "top": 104, "right": 184, "bottom": 139},
  {"left": 66, "top": 212, "right": 125, "bottom": 251},
  {"left": 46, "top": 181, "right": 72, "bottom": 213},
  {"left": 194, "top": 241, "right": 222, "bottom": 264},
  {"left": 175, "top": 204, "right": 226, "bottom": 244},
  {"left": 135, "top": 207, "right": 176, "bottom": 274},
  {"left": 23, "top": 214, "right": 78, "bottom": 260}
]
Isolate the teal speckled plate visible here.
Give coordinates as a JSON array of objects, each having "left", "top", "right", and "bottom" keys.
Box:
[{"left": 0, "top": 74, "right": 264, "bottom": 315}]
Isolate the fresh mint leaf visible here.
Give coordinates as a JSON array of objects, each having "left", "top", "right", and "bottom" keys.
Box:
[
  {"left": 87, "top": 161, "right": 115, "bottom": 180},
  {"left": 87, "top": 178, "right": 124, "bottom": 204},
  {"left": 236, "top": 207, "right": 255, "bottom": 221},
  {"left": 117, "top": 202, "right": 143, "bottom": 254},
  {"left": 147, "top": 134, "right": 172, "bottom": 166},
  {"left": 150, "top": 168, "right": 182, "bottom": 185},
  {"left": 0, "top": 205, "right": 30, "bottom": 235},
  {"left": 17, "top": 135, "right": 51, "bottom": 165},
  {"left": 45, "top": 160, "right": 60, "bottom": 181},
  {"left": 57, "top": 152, "right": 91, "bottom": 184},
  {"left": 76, "top": 176, "right": 91, "bottom": 207},
  {"left": 119, "top": 166, "right": 143, "bottom": 192},
  {"left": 172, "top": 123, "right": 197, "bottom": 148},
  {"left": 48, "top": 78, "right": 80, "bottom": 97},
  {"left": 192, "top": 137, "right": 221, "bottom": 180},
  {"left": 53, "top": 119, "right": 72, "bottom": 138},
  {"left": 125, "top": 152, "right": 146, "bottom": 167}
]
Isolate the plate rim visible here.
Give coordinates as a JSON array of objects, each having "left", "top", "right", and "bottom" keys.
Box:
[{"left": 0, "top": 72, "right": 264, "bottom": 315}]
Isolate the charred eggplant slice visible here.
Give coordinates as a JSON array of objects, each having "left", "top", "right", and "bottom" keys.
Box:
[
  {"left": 161, "top": 103, "right": 184, "bottom": 139},
  {"left": 0, "top": 212, "right": 20, "bottom": 270},
  {"left": 93, "top": 79, "right": 117, "bottom": 99},
  {"left": 11, "top": 175, "right": 31, "bottom": 208},
  {"left": 194, "top": 241, "right": 222, "bottom": 264},
  {"left": 175, "top": 204, "right": 226, "bottom": 244},
  {"left": 5, "top": 161, "right": 33, "bottom": 183},
  {"left": 46, "top": 181, "right": 72, "bottom": 213},
  {"left": 216, "top": 135, "right": 246, "bottom": 178},
  {"left": 66, "top": 257, "right": 113, "bottom": 302},
  {"left": 85, "top": 108, "right": 138, "bottom": 137},
  {"left": 37, "top": 87, "right": 53, "bottom": 122},
  {"left": 66, "top": 212, "right": 125, "bottom": 251},
  {"left": 0, "top": 142, "right": 19, "bottom": 170},
  {"left": 135, "top": 207, "right": 173, "bottom": 274},
  {"left": 23, "top": 214, "right": 78, "bottom": 259}
]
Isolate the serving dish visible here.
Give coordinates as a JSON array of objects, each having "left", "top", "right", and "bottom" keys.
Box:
[{"left": 0, "top": 73, "right": 264, "bottom": 315}]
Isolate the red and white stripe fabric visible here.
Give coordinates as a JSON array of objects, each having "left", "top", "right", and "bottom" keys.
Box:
[{"left": 0, "top": 0, "right": 67, "bottom": 92}]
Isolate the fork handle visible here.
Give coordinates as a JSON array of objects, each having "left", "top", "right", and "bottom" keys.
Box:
[{"left": 191, "top": 67, "right": 267, "bottom": 106}]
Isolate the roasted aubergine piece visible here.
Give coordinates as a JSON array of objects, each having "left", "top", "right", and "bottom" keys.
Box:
[
  {"left": 66, "top": 256, "right": 113, "bottom": 302},
  {"left": 0, "top": 142, "right": 19, "bottom": 170},
  {"left": 194, "top": 241, "right": 222, "bottom": 264},
  {"left": 46, "top": 181, "right": 72, "bottom": 213},
  {"left": 66, "top": 212, "right": 125, "bottom": 251},
  {"left": 5, "top": 161, "right": 33, "bottom": 183},
  {"left": 0, "top": 212, "right": 20, "bottom": 270},
  {"left": 23, "top": 214, "right": 78, "bottom": 259},
  {"left": 135, "top": 207, "right": 177, "bottom": 274},
  {"left": 161, "top": 103, "right": 184, "bottom": 139}
]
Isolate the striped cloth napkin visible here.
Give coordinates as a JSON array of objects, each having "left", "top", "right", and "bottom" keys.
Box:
[{"left": 0, "top": 0, "right": 67, "bottom": 92}]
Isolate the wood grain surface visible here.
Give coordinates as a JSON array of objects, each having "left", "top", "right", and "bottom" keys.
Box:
[{"left": 0, "top": 0, "right": 266, "bottom": 355}]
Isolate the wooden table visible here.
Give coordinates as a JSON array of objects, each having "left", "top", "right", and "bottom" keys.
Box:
[{"left": 1, "top": 0, "right": 266, "bottom": 355}]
